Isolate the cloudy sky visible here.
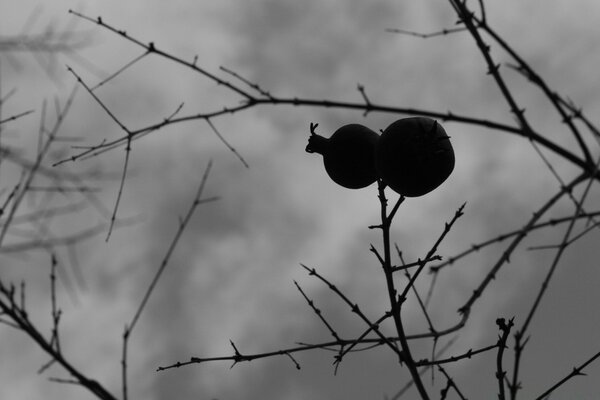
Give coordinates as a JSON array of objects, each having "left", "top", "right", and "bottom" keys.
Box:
[{"left": 2, "top": 1, "right": 600, "bottom": 399}]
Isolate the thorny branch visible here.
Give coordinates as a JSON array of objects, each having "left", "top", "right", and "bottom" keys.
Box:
[
  {"left": 4, "top": 1, "right": 600, "bottom": 399},
  {"left": 0, "top": 261, "right": 117, "bottom": 400},
  {"left": 122, "top": 160, "right": 216, "bottom": 399},
  {"left": 58, "top": 9, "right": 600, "bottom": 185}
]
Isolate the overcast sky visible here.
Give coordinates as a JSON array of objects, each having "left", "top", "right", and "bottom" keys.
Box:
[{"left": 2, "top": 1, "right": 600, "bottom": 399}]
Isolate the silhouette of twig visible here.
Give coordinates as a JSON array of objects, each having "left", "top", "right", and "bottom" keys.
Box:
[
  {"left": 122, "top": 160, "right": 216, "bottom": 399},
  {"left": 0, "top": 259, "right": 118, "bottom": 400},
  {"left": 534, "top": 349, "right": 600, "bottom": 400}
]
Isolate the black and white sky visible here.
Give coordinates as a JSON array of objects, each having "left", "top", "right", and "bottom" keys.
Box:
[{"left": 2, "top": 1, "right": 600, "bottom": 399}]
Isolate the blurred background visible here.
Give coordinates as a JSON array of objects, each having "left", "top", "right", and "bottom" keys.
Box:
[{"left": 1, "top": 1, "right": 600, "bottom": 399}]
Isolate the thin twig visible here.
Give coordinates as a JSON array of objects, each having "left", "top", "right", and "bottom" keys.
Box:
[
  {"left": 0, "top": 85, "right": 79, "bottom": 248},
  {"left": 430, "top": 210, "right": 600, "bottom": 274},
  {"left": 415, "top": 341, "right": 498, "bottom": 367},
  {"left": 399, "top": 203, "right": 465, "bottom": 301},
  {"left": 0, "top": 280, "right": 117, "bottom": 400},
  {"left": 299, "top": 263, "right": 402, "bottom": 359},
  {"left": 205, "top": 118, "right": 249, "bottom": 168},
  {"left": 105, "top": 133, "right": 131, "bottom": 241},
  {"left": 385, "top": 27, "right": 467, "bottom": 38},
  {"left": 294, "top": 280, "right": 341, "bottom": 342},
  {"left": 456, "top": 174, "right": 587, "bottom": 317},
  {"left": 534, "top": 349, "right": 600, "bottom": 400},
  {"left": 123, "top": 160, "right": 215, "bottom": 399},
  {"left": 126, "top": 160, "right": 215, "bottom": 332},
  {"left": 0, "top": 109, "right": 35, "bottom": 125},
  {"left": 91, "top": 52, "right": 148, "bottom": 91}
]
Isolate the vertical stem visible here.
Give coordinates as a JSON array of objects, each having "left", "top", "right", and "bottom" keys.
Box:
[
  {"left": 495, "top": 318, "right": 514, "bottom": 400},
  {"left": 378, "top": 181, "right": 430, "bottom": 400}
]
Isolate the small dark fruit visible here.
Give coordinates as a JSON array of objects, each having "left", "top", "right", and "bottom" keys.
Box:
[
  {"left": 375, "top": 117, "right": 455, "bottom": 197},
  {"left": 306, "top": 124, "right": 379, "bottom": 189}
]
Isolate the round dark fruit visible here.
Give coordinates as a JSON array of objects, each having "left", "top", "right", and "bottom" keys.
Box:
[
  {"left": 375, "top": 117, "right": 454, "bottom": 197},
  {"left": 306, "top": 124, "right": 379, "bottom": 189}
]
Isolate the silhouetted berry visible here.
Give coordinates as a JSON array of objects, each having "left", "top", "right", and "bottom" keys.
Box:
[
  {"left": 306, "top": 124, "right": 379, "bottom": 189},
  {"left": 375, "top": 117, "right": 455, "bottom": 197}
]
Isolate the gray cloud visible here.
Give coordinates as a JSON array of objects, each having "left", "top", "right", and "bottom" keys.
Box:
[{"left": 3, "top": 1, "right": 600, "bottom": 399}]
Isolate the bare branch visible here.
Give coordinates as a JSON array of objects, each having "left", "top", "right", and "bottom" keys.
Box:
[{"left": 534, "top": 349, "right": 600, "bottom": 400}]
